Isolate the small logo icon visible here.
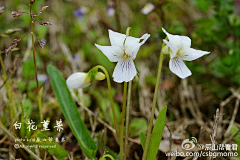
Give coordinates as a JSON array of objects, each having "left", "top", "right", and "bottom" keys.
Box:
[{"left": 181, "top": 137, "right": 197, "bottom": 150}]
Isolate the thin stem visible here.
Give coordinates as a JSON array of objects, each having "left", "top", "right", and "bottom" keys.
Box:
[
  {"left": 0, "top": 123, "right": 41, "bottom": 160},
  {"left": 95, "top": 65, "right": 119, "bottom": 138},
  {"left": 38, "top": 87, "right": 43, "bottom": 122},
  {"left": 119, "top": 82, "right": 127, "bottom": 160},
  {"left": 0, "top": 56, "right": 6, "bottom": 76},
  {"left": 142, "top": 41, "right": 166, "bottom": 160},
  {"left": 124, "top": 80, "right": 132, "bottom": 160},
  {"left": 102, "top": 154, "right": 115, "bottom": 160},
  {"left": 17, "top": 32, "right": 32, "bottom": 43},
  {"left": 30, "top": 5, "right": 39, "bottom": 92},
  {"left": 0, "top": 55, "right": 15, "bottom": 125}
]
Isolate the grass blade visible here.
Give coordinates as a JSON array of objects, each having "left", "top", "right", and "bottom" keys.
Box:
[
  {"left": 147, "top": 105, "right": 167, "bottom": 160},
  {"left": 47, "top": 65, "right": 97, "bottom": 159}
]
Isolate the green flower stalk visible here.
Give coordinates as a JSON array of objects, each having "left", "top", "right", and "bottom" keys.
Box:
[
  {"left": 142, "top": 38, "right": 166, "bottom": 160},
  {"left": 66, "top": 65, "right": 119, "bottom": 139}
]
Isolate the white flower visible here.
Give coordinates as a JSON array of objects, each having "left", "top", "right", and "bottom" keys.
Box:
[
  {"left": 141, "top": 3, "right": 155, "bottom": 15},
  {"left": 95, "top": 29, "right": 150, "bottom": 83},
  {"left": 162, "top": 28, "right": 210, "bottom": 79},
  {"left": 66, "top": 72, "right": 90, "bottom": 89}
]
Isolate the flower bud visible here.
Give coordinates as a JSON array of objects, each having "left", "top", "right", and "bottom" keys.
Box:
[
  {"left": 162, "top": 45, "right": 170, "bottom": 54},
  {"left": 66, "top": 69, "right": 106, "bottom": 89},
  {"left": 66, "top": 72, "right": 90, "bottom": 89},
  {"left": 95, "top": 72, "right": 105, "bottom": 81},
  {"left": 30, "top": 0, "right": 35, "bottom": 5},
  {"left": 4, "top": 28, "right": 21, "bottom": 35},
  {"left": 6, "top": 43, "right": 17, "bottom": 55}
]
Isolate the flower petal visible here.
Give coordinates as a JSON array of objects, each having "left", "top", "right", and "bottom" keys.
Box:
[
  {"left": 125, "top": 33, "right": 150, "bottom": 59},
  {"left": 95, "top": 44, "right": 124, "bottom": 62},
  {"left": 181, "top": 48, "right": 210, "bottom": 61},
  {"left": 162, "top": 28, "right": 191, "bottom": 49},
  {"left": 163, "top": 39, "right": 177, "bottom": 58},
  {"left": 169, "top": 58, "right": 191, "bottom": 79},
  {"left": 66, "top": 72, "right": 90, "bottom": 89},
  {"left": 108, "top": 29, "right": 126, "bottom": 49},
  {"left": 113, "top": 58, "right": 137, "bottom": 83},
  {"left": 181, "top": 36, "right": 191, "bottom": 48},
  {"left": 125, "top": 33, "right": 150, "bottom": 48}
]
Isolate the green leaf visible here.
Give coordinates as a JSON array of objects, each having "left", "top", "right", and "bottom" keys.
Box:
[
  {"left": 23, "top": 60, "right": 35, "bottom": 79},
  {"left": 32, "top": 130, "right": 68, "bottom": 160},
  {"left": 231, "top": 125, "right": 240, "bottom": 157},
  {"left": 18, "top": 81, "right": 27, "bottom": 91},
  {"left": 27, "top": 80, "right": 44, "bottom": 90},
  {"left": 93, "top": 90, "right": 120, "bottom": 124},
  {"left": 147, "top": 106, "right": 167, "bottom": 160},
  {"left": 99, "top": 99, "right": 121, "bottom": 125},
  {"left": 194, "top": 0, "right": 210, "bottom": 12},
  {"left": 22, "top": 99, "right": 32, "bottom": 117},
  {"left": 47, "top": 65, "right": 97, "bottom": 159},
  {"left": 231, "top": 125, "right": 240, "bottom": 144},
  {"left": 140, "top": 132, "right": 146, "bottom": 149},
  {"left": 19, "top": 101, "right": 31, "bottom": 137},
  {"left": 129, "top": 118, "right": 147, "bottom": 137}
]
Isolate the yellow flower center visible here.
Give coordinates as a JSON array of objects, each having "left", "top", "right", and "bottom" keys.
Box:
[
  {"left": 174, "top": 48, "right": 183, "bottom": 59},
  {"left": 124, "top": 52, "right": 128, "bottom": 59}
]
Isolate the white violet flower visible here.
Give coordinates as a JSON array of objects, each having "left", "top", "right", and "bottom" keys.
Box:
[
  {"left": 141, "top": 3, "right": 155, "bottom": 15},
  {"left": 162, "top": 28, "right": 210, "bottom": 79},
  {"left": 95, "top": 29, "right": 150, "bottom": 83}
]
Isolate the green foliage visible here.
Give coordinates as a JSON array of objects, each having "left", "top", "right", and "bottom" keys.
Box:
[
  {"left": 190, "top": 0, "right": 240, "bottom": 99},
  {"left": 23, "top": 60, "right": 36, "bottom": 79},
  {"left": 93, "top": 89, "right": 121, "bottom": 124},
  {"left": 129, "top": 118, "right": 147, "bottom": 137},
  {"left": 99, "top": 96, "right": 121, "bottom": 124},
  {"left": 194, "top": 0, "right": 211, "bottom": 12},
  {"left": 32, "top": 130, "right": 68, "bottom": 160},
  {"left": 140, "top": 106, "right": 167, "bottom": 160},
  {"left": 83, "top": 94, "right": 91, "bottom": 108},
  {"left": 21, "top": 99, "right": 32, "bottom": 117},
  {"left": 20, "top": 100, "right": 32, "bottom": 137},
  {"left": 47, "top": 65, "right": 97, "bottom": 159},
  {"left": 147, "top": 106, "right": 167, "bottom": 159},
  {"left": 231, "top": 125, "right": 240, "bottom": 144},
  {"left": 211, "top": 49, "right": 240, "bottom": 85},
  {"left": 104, "top": 147, "right": 119, "bottom": 159},
  {"left": 140, "top": 132, "right": 146, "bottom": 149},
  {"left": 231, "top": 125, "right": 240, "bottom": 157},
  {"left": 17, "top": 80, "right": 44, "bottom": 91}
]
